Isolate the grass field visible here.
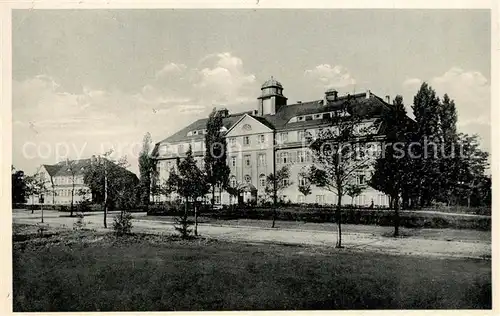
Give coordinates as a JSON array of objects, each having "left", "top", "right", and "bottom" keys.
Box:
[{"left": 13, "top": 226, "right": 491, "bottom": 311}]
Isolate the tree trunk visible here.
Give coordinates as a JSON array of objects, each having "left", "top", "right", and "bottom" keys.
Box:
[
  {"left": 70, "top": 184, "right": 75, "bottom": 217},
  {"left": 336, "top": 193, "right": 343, "bottom": 248},
  {"left": 194, "top": 202, "right": 198, "bottom": 236},
  {"left": 393, "top": 194, "right": 400, "bottom": 237},
  {"left": 211, "top": 186, "right": 215, "bottom": 210},
  {"left": 103, "top": 162, "right": 108, "bottom": 229},
  {"left": 41, "top": 203, "right": 44, "bottom": 223},
  {"left": 31, "top": 196, "right": 34, "bottom": 214}
]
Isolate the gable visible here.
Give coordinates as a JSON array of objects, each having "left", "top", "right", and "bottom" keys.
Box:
[{"left": 225, "top": 114, "right": 274, "bottom": 137}]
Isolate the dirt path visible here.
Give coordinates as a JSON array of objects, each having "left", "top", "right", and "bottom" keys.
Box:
[{"left": 12, "top": 209, "right": 491, "bottom": 260}]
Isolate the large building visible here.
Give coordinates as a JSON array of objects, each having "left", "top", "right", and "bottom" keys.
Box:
[{"left": 152, "top": 77, "right": 393, "bottom": 207}]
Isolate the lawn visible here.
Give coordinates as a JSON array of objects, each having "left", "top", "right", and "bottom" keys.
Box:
[{"left": 13, "top": 226, "right": 491, "bottom": 311}]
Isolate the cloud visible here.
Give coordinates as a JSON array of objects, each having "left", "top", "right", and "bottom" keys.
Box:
[
  {"left": 402, "top": 67, "right": 491, "bottom": 152},
  {"left": 155, "top": 62, "right": 187, "bottom": 78},
  {"left": 195, "top": 52, "right": 257, "bottom": 103},
  {"left": 12, "top": 52, "right": 258, "bottom": 175},
  {"left": 304, "top": 64, "right": 356, "bottom": 89}
]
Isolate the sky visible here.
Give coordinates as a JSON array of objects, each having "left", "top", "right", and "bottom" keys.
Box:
[{"left": 12, "top": 9, "right": 491, "bottom": 175}]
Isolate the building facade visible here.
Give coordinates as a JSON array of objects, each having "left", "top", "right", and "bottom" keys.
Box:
[
  {"left": 28, "top": 155, "right": 134, "bottom": 206},
  {"left": 152, "top": 77, "right": 392, "bottom": 207}
]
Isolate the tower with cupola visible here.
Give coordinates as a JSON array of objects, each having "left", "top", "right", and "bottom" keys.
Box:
[{"left": 257, "top": 76, "right": 288, "bottom": 116}]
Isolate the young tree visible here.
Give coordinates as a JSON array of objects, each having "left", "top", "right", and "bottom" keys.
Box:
[
  {"left": 298, "top": 180, "right": 312, "bottom": 203},
  {"left": 370, "top": 95, "right": 412, "bottom": 236},
  {"left": 168, "top": 146, "right": 210, "bottom": 236},
  {"left": 138, "top": 132, "right": 154, "bottom": 208},
  {"left": 24, "top": 175, "right": 37, "bottom": 213},
  {"left": 304, "top": 96, "right": 375, "bottom": 248},
  {"left": 204, "top": 108, "right": 230, "bottom": 209},
  {"left": 344, "top": 184, "right": 364, "bottom": 206},
  {"left": 264, "top": 165, "right": 292, "bottom": 228},
  {"left": 30, "top": 170, "right": 50, "bottom": 223},
  {"left": 83, "top": 151, "right": 137, "bottom": 228},
  {"left": 65, "top": 159, "right": 79, "bottom": 217}
]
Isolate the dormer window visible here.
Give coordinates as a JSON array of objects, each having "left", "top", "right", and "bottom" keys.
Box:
[
  {"left": 187, "top": 131, "right": 193, "bottom": 136},
  {"left": 323, "top": 113, "right": 331, "bottom": 119},
  {"left": 297, "top": 116, "right": 304, "bottom": 121},
  {"left": 314, "top": 114, "right": 322, "bottom": 119},
  {"left": 305, "top": 115, "right": 313, "bottom": 121},
  {"left": 193, "top": 130, "right": 198, "bottom": 135}
]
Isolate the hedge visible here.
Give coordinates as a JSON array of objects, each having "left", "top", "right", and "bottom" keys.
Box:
[{"left": 148, "top": 205, "right": 491, "bottom": 231}]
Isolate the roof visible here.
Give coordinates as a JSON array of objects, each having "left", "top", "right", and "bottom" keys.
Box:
[
  {"left": 158, "top": 110, "right": 253, "bottom": 144},
  {"left": 154, "top": 91, "right": 394, "bottom": 149},
  {"left": 261, "top": 77, "right": 283, "bottom": 89},
  {"left": 41, "top": 158, "right": 137, "bottom": 180}
]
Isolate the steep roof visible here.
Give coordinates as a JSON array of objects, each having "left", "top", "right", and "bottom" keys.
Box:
[
  {"left": 159, "top": 110, "right": 253, "bottom": 144},
  {"left": 41, "top": 158, "right": 138, "bottom": 180},
  {"left": 154, "top": 92, "right": 393, "bottom": 148}
]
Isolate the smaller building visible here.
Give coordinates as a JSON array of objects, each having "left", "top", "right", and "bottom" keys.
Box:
[{"left": 28, "top": 155, "right": 135, "bottom": 206}]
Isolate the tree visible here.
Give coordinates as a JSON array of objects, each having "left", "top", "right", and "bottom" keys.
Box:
[
  {"left": 264, "top": 165, "right": 292, "bottom": 228},
  {"left": 83, "top": 151, "right": 137, "bottom": 228},
  {"left": 344, "top": 184, "right": 363, "bottom": 206},
  {"left": 139, "top": 132, "right": 154, "bottom": 208},
  {"left": 455, "top": 133, "right": 489, "bottom": 208},
  {"left": 304, "top": 96, "right": 375, "bottom": 248},
  {"left": 27, "top": 170, "right": 50, "bottom": 223},
  {"left": 11, "top": 167, "right": 27, "bottom": 204},
  {"left": 297, "top": 179, "right": 312, "bottom": 203},
  {"left": 370, "top": 95, "right": 412, "bottom": 236},
  {"left": 411, "top": 82, "right": 442, "bottom": 207},
  {"left": 204, "top": 108, "right": 230, "bottom": 208},
  {"left": 24, "top": 175, "right": 37, "bottom": 213},
  {"left": 66, "top": 159, "right": 79, "bottom": 217},
  {"left": 168, "top": 146, "right": 210, "bottom": 236}
]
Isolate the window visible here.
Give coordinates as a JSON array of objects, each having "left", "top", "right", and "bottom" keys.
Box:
[
  {"left": 282, "top": 152, "right": 289, "bottom": 164},
  {"left": 305, "top": 115, "right": 313, "bottom": 121},
  {"left": 279, "top": 132, "right": 288, "bottom": 143},
  {"left": 259, "top": 174, "right": 266, "bottom": 187},
  {"left": 230, "top": 176, "right": 237, "bottom": 187},
  {"left": 228, "top": 137, "right": 236, "bottom": 145},
  {"left": 244, "top": 175, "right": 251, "bottom": 184},
  {"left": 231, "top": 156, "right": 236, "bottom": 167},
  {"left": 358, "top": 175, "right": 366, "bottom": 185},
  {"left": 214, "top": 195, "right": 221, "bottom": 204},
  {"left": 298, "top": 195, "right": 305, "bottom": 203},
  {"left": 298, "top": 130, "right": 305, "bottom": 141},
  {"left": 244, "top": 155, "right": 251, "bottom": 167},
  {"left": 298, "top": 176, "right": 307, "bottom": 186},
  {"left": 243, "top": 136, "right": 250, "bottom": 145},
  {"left": 323, "top": 113, "right": 331, "bottom": 120},
  {"left": 193, "top": 130, "right": 198, "bottom": 135},
  {"left": 297, "top": 116, "right": 304, "bottom": 121},
  {"left": 258, "top": 134, "right": 265, "bottom": 143},
  {"left": 258, "top": 153, "right": 266, "bottom": 166},
  {"left": 283, "top": 178, "right": 290, "bottom": 187},
  {"left": 178, "top": 144, "right": 184, "bottom": 153},
  {"left": 314, "top": 114, "right": 322, "bottom": 119},
  {"left": 297, "top": 151, "right": 305, "bottom": 163},
  {"left": 316, "top": 195, "right": 325, "bottom": 204}
]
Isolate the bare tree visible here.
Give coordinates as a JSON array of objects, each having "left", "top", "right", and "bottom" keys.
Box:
[{"left": 265, "top": 166, "right": 292, "bottom": 228}]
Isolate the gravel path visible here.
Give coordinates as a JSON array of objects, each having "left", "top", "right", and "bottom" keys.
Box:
[{"left": 13, "top": 210, "right": 491, "bottom": 260}]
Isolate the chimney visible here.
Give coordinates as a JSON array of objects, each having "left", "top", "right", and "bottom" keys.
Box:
[
  {"left": 385, "top": 95, "right": 390, "bottom": 104},
  {"left": 366, "top": 90, "right": 371, "bottom": 99}
]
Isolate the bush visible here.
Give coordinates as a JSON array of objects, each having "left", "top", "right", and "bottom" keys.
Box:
[
  {"left": 174, "top": 212, "right": 194, "bottom": 239},
  {"left": 73, "top": 213, "right": 86, "bottom": 231},
  {"left": 112, "top": 212, "right": 133, "bottom": 236}
]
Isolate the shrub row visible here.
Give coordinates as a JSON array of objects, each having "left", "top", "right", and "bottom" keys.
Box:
[{"left": 147, "top": 204, "right": 490, "bottom": 230}]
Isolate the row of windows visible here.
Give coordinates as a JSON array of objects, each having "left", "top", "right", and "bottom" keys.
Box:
[
  {"left": 228, "top": 134, "right": 268, "bottom": 146},
  {"left": 187, "top": 129, "right": 207, "bottom": 137},
  {"left": 53, "top": 177, "right": 84, "bottom": 185},
  {"left": 229, "top": 174, "right": 366, "bottom": 190},
  {"left": 231, "top": 153, "right": 267, "bottom": 167},
  {"left": 293, "top": 110, "right": 350, "bottom": 123},
  {"left": 277, "top": 150, "right": 312, "bottom": 164}
]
